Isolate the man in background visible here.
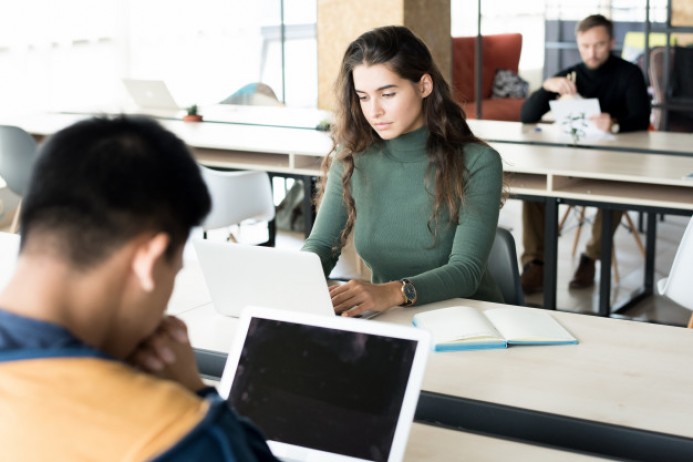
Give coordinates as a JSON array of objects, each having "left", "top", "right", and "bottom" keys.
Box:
[
  {"left": 0, "top": 116, "right": 277, "bottom": 461},
  {"left": 519, "top": 14, "right": 650, "bottom": 294}
]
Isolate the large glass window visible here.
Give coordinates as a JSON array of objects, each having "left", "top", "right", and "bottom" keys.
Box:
[{"left": 0, "top": 0, "right": 318, "bottom": 116}]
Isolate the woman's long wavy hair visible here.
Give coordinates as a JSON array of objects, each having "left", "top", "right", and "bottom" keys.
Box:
[{"left": 320, "top": 26, "right": 488, "bottom": 249}]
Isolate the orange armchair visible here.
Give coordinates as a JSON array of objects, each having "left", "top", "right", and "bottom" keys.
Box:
[{"left": 452, "top": 33, "right": 525, "bottom": 121}]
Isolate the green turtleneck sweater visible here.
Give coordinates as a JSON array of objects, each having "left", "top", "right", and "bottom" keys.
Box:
[{"left": 302, "top": 127, "right": 504, "bottom": 305}]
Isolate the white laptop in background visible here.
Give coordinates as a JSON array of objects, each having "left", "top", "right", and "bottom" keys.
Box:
[
  {"left": 121, "top": 79, "right": 183, "bottom": 117},
  {"left": 218, "top": 306, "right": 430, "bottom": 462},
  {"left": 192, "top": 239, "right": 336, "bottom": 318}
]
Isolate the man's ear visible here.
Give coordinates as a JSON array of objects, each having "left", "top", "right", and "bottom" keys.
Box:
[
  {"left": 419, "top": 73, "right": 433, "bottom": 98},
  {"left": 132, "top": 233, "right": 170, "bottom": 292}
]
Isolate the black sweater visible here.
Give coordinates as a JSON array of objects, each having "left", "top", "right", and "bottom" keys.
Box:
[{"left": 520, "top": 54, "right": 651, "bottom": 133}]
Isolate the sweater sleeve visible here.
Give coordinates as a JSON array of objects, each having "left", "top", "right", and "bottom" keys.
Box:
[
  {"left": 408, "top": 145, "right": 503, "bottom": 305},
  {"left": 520, "top": 68, "right": 573, "bottom": 123},
  {"left": 616, "top": 66, "right": 651, "bottom": 133},
  {"left": 301, "top": 158, "right": 348, "bottom": 277},
  {"left": 520, "top": 88, "right": 556, "bottom": 123}
]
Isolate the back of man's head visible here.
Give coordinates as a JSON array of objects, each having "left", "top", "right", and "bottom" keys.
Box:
[
  {"left": 576, "top": 14, "right": 614, "bottom": 38},
  {"left": 20, "top": 116, "right": 211, "bottom": 267}
]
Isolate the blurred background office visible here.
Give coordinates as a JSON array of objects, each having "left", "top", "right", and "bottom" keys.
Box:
[{"left": 1, "top": 0, "right": 690, "bottom": 124}]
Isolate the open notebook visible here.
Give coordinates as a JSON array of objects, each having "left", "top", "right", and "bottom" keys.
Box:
[{"left": 218, "top": 306, "right": 430, "bottom": 462}]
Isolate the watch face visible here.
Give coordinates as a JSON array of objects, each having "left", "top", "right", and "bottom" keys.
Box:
[{"left": 403, "top": 281, "right": 416, "bottom": 301}]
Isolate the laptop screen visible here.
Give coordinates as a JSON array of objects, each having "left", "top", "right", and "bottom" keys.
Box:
[{"left": 226, "top": 316, "right": 420, "bottom": 462}]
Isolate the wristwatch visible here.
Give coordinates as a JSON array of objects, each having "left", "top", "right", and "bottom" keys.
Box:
[
  {"left": 400, "top": 278, "right": 417, "bottom": 307},
  {"left": 610, "top": 121, "right": 620, "bottom": 134}
]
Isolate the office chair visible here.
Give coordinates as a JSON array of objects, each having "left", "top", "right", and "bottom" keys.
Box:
[
  {"left": 199, "top": 166, "right": 276, "bottom": 246},
  {"left": 488, "top": 227, "right": 525, "bottom": 306},
  {"left": 0, "top": 125, "right": 39, "bottom": 233},
  {"left": 657, "top": 216, "right": 693, "bottom": 328}
]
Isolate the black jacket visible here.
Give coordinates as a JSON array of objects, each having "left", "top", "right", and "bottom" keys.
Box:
[{"left": 520, "top": 54, "right": 651, "bottom": 133}]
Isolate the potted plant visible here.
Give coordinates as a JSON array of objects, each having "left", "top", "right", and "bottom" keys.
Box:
[{"left": 183, "top": 104, "right": 203, "bottom": 122}]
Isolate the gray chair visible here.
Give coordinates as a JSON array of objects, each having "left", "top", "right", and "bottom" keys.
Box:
[
  {"left": 0, "top": 126, "right": 39, "bottom": 233},
  {"left": 488, "top": 227, "right": 524, "bottom": 306}
]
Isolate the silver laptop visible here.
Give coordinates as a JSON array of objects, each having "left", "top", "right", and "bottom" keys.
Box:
[
  {"left": 218, "top": 306, "right": 430, "bottom": 462},
  {"left": 121, "top": 79, "right": 182, "bottom": 115},
  {"left": 193, "top": 239, "right": 336, "bottom": 318}
]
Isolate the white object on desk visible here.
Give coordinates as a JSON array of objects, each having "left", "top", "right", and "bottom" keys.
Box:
[
  {"left": 192, "top": 239, "right": 334, "bottom": 318},
  {"left": 218, "top": 305, "right": 430, "bottom": 462},
  {"left": 412, "top": 305, "right": 577, "bottom": 351},
  {"left": 548, "top": 98, "right": 613, "bottom": 141}
]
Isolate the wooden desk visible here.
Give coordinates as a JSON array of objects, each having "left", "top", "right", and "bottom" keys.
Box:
[
  {"left": 493, "top": 141, "right": 693, "bottom": 314},
  {"left": 2, "top": 112, "right": 330, "bottom": 235},
  {"left": 173, "top": 297, "right": 693, "bottom": 440},
  {"left": 171, "top": 286, "right": 693, "bottom": 461},
  {"left": 406, "top": 423, "right": 608, "bottom": 461},
  {"left": 1, "top": 112, "right": 330, "bottom": 177},
  {"left": 468, "top": 119, "right": 693, "bottom": 156},
  {"left": 6, "top": 112, "right": 693, "bottom": 312}
]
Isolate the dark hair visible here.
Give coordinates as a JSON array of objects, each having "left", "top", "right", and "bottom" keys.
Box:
[
  {"left": 576, "top": 14, "right": 613, "bottom": 38},
  {"left": 324, "top": 25, "right": 484, "bottom": 248},
  {"left": 20, "top": 115, "right": 211, "bottom": 268}
]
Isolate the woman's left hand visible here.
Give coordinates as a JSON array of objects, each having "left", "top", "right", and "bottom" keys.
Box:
[{"left": 329, "top": 280, "right": 404, "bottom": 317}]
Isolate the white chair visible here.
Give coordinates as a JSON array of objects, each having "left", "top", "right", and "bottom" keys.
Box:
[
  {"left": 0, "top": 126, "right": 39, "bottom": 233},
  {"left": 657, "top": 216, "right": 693, "bottom": 328},
  {"left": 199, "top": 166, "right": 276, "bottom": 246}
]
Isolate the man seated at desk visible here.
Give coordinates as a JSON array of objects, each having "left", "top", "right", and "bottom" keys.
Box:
[
  {"left": 519, "top": 14, "right": 650, "bottom": 294},
  {"left": 0, "top": 116, "right": 277, "bottom": 461}
]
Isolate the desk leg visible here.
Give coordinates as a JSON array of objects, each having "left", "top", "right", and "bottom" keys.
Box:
[
  {"left": 598, "top": 210, "right": 614, "bottom": 317},
  {"left": 643, "top": 212, "right": 657, "bottom": 296},
  {"left": 543, "top": 198, "right": 558, "bottom": 310}
]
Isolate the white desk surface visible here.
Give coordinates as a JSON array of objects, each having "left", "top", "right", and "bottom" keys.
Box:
[
  {"left": 178, "top": 263, "right": 610, "bottom": 462},
  {"left": 468, "top": 119, "right": 693, "bottom": 156},
  {"left": 169, "top": 258, "right": 693, "bottom": 441},
  {"left": 6, "top": 112, "right": 693, "bottom": 196},
  {"left": 405, "top": 423, "right": 607, "bottom": 461},
  {"left": 493, "top": 141, "right": 693, "bottom": 210},
  {"left": 1, "top": 112, "right": 331, "bottom": 176}
]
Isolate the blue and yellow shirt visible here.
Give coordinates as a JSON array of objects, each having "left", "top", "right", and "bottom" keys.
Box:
[{"left": 0, "top": 309, "right": 277, "bottom": 461}]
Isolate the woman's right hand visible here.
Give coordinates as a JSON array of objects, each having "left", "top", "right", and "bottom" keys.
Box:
[{"left": 329, "top": 280, "right": 404, "bottom": 317}]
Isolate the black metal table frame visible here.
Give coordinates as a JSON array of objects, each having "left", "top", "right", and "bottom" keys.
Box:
[{"left": 515, "top": 192, "right": 692, "bottom": 316}]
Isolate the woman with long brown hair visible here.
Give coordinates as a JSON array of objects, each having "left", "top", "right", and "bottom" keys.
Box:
[{"left": 302, "top": 25, "right": 504, "bottom": 317}]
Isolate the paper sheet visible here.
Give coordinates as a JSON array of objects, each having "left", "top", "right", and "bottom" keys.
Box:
[{"left": 548, "top": 98, "right": 614, "bottom": 142}]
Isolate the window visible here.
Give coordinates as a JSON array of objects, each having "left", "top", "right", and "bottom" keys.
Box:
[{"left": 0, "top": 0, "right": 318, "bottom": 116}]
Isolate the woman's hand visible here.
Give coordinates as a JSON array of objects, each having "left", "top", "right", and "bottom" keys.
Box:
[
  {"left": 329, "top": 280, "right": 404, "bottom": 317},
  {"left": 127, "top": 316, "right": 206, "bottom": 392}
]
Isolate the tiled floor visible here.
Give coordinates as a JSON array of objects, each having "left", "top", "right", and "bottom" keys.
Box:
[{"left": 273, "top": 198, "right": 691, "bottom": 328}]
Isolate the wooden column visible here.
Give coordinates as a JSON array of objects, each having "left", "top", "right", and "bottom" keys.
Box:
[
  {"left": 316, "top": 0, "right": 451, "bottom": 111},
  {"left": 672, "top": 0, "right": 693, "bottom": 45}
]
